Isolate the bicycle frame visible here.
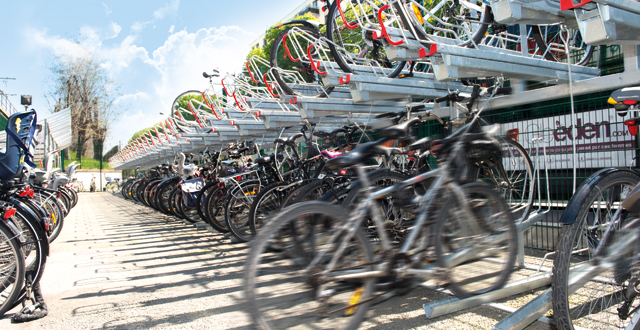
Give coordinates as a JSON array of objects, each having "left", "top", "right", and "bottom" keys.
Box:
[{"left": 305, "top": 88, "right": 509, "bottom": 281}]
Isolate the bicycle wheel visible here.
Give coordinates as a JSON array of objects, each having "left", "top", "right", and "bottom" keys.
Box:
[
  {"left": 325, "top": 0, "right": 407, "bottom": 78},
  {"left": 248, "top": 181, "right": 298, "bottom": 238},
  {"left": 176, "top": 190, "right": 200, "bottom": 224},
  {"left": 401, "top": 0, "right": 492, "bottom": 47},
  {"left": 269, "top": 26, "right": 335, "bottom": 98},
  {"left": 5, "top": 203, "right": 48, "bottom": 310},
  {"left": 553, "top": 168, "right": 640, "bottom": 330},
  {"left": 342, "top": 170, "right": 417, "bottom": 247},
  {"left": 284, "top": 178, "right": 335, "bottom": 208},
  {"left": 156, "top": 180, "right": 179, "bottom": 215},
  {"left": 435, "top": 182, "right": 517, "bottom": 298},
  {"left": 226, "top": 182, "right": 261, "bottom": 242},
  {"left": 474, "top": 136, "right": 535, "bottom": 222},
  {"left": 532, "top": 25, "right": 594, "bottom": 66},
  {"left": 170, "top": 90, "right": 208, "bottom": 132},
  {"left": 196, "top": 182, "right": 218, "bottom": 226},
  {"left": 0, "top": 220, "right": 26, "bottom": 317},
  {"left": 204, "top": 186, "right": 230, "bottom": 233},
  {"left": 245, "top": 201, "right": 375, "bottom": 330}
]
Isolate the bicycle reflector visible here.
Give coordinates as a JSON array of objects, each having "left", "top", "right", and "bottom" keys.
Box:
[
  {"left": 506, "top": 128, "right": 519, "bottom": 142},
  {"left": 3, "top": 208, "right": 16, "bottom": 219},
  {"left": 19, "top": 186, "right": 34, "bottom": 198},
  {"left": 412, "top": 3, "right": 424, "bottom": 24},
  {"left": 236, "top": 176, "right": 242, "bottom": 181},
  {"left": 340, "top": 169, "right": 347, "bottom": 175},
  {"left": 624, "top": 120, "right": 639, "bottom": 136}
]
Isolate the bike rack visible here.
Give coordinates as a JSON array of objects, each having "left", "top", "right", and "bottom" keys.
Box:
[
  {"left": 490, "top": 0, "right": 576, "bottom": 24},
  {"left": 573, "top": 1, "right": 640, "bottom": 45}
]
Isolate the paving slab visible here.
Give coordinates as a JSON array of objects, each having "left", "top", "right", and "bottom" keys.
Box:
[{"left": 1, "top": 193, "right": 553, "bottom": 330}]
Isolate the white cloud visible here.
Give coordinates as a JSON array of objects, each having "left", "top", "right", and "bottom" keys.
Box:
[
  {"left": 27, "top": 19, "right": 255, "bottom": 152},
  {"left": 132, "top": 0, "right": 180, "bottom": 33},
  {"left": 107, "top": 22, "right": 121, "bottom": 39},
  {"left": 102, "top": 2, "right": 112, "bottom": 17},
  {"left": 114, "top": 92, "right": 151, "bottom": 106},
  {"left": 169, "top": 25, "right": 175, "bottom": 34},
  {"left": 153, "top": 0, "right": 179, "bottom": 20},
  {"left": 145, "top": 26, "right": 253, "bottom": 103}
]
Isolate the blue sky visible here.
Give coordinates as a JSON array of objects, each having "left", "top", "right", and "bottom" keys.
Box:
[{"left": 0, "top": 0, "right": 304, "bottom": 153}]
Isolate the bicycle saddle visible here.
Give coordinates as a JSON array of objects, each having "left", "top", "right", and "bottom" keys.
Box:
[
  {"left": 325, "top": 140, "right": 387, "bottom": 170},
  {"left": 609, "top": 87, "right": 640, "bottom": 104},
  {"left": 379, "top": 117, "right": 422, "bottom": 140},
  {"left": 609, "top": 87, "right": 640, "bottom": 114},
  {"left": 408, "top": 136, "right": 438, "bottom": 152}
]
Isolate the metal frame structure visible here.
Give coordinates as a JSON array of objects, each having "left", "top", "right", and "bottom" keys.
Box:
[{"left": 109, "top": 2, "right": 640, "bottom": 327}]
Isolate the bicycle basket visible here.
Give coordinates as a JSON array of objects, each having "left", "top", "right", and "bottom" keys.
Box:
[{"left": 180, "top": 177, "right": 204, "bottom": 208}]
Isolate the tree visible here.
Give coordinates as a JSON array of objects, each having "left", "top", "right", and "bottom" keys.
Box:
[{"left": 46, "top": 52, "right": 120, "bottom": 162}]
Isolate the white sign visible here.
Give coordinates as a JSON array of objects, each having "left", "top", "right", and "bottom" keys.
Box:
[{"left": 500, "top": 108, "right": 636, "bottom": 170}]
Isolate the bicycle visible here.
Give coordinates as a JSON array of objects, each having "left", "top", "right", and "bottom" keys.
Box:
[
  {"left": 245, "top": 85, "right": 518, "bottom": 329},
  {"left": 551, "top": 90, "right": 640, "bottom": 329},
  {"left": 106, "top": 178, "right": 120, "bottom": 194}
]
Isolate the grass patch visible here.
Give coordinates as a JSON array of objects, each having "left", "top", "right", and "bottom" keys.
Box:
[{"left": 65, "top": 152, "right": 112, "bottom": 170}]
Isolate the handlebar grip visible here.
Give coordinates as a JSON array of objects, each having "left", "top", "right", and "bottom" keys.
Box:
[
  {"left": 488, "top": 87, "right": 512, "bottom": 96},
  {"left": 435, "top": 94, "right": 453, "bottom": 103},
  {"left": 409, "top": 104, "right": 426, "bottom": 112}
]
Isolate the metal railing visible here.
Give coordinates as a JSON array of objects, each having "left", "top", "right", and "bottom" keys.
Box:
[{"left": 0, "top": 89, "right": 17, "bottom": 115}]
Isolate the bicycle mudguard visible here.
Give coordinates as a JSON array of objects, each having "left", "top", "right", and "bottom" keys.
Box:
[
  {"left": 9, "top": 197, "right": 50, "bottom": 257},
  {"left": 277, "top": 19, "right": 321, "bottom": 31},
  {"left": 559, "top": 168, "right": 640, "bottom": 224}
]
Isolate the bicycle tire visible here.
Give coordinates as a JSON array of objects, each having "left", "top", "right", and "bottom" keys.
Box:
[
  {"left": 5, "top": 201, "right": 48, "bottom": 310},
  {"left": 269, "top": 26, "right": 335, "bottom": 98},
  {"left": 552, "top": 168, "right": 640, "bottom": 330},
  {"left": 203, "top": 185, "right": 230, "bottom": 233},
  {"left": 342, "top": 170, "right": 416, "bottom": 247},
  {"left": 0, "top": 220, "right": 26, "bottom": 317},
  {"left": 474, "top": 136, "right": 535, "bottom": 222},
  {"left": 196, "top": 182, "right": 219, "bottom": 227},
  {"left": 402, "top": 0, "right": 492, "bottom": 47},
  {"left": 532, "top": 25, "right": 594, "bottom": 66},
  {"left": 248, "top": 181, "right": 298, "bottom": 239},
  {"left": 435, "top": 182, "right": 517, "bottom": 298},
  {"left": 156, "top": 179, "right": 179, "bottom": 215},
  {"left": 170, "top": 90, "right": 203, "bottom": 132},
  {"left": 325, "top": 0, "right": 407, "bottom": 78},
  {"left": 245, "top": 201, "right": 375, "bottom": 330},
  {"left": 226, "top": 181, "right": 262, "bottom": 242}
]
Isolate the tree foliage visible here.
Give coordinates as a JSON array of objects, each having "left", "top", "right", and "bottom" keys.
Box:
[{"left": 243, "top": 12, "right": 319, "bottom": 84}]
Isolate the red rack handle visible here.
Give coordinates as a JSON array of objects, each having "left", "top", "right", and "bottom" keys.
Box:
[
  {"left": 283, "top": 35, "right": 300, "bottom": 62},
  {"left": 337, "top": 0, "right": 358, "bottom": 29},
  {"left": 263, "top": 73, "right": 279, "bottom": 97},
  {"left": 232, "top": 91, "right": 246, "bottom": 111},
  {"left": 187, "top": 101, "right": 204, "bottom": 128},
  {"left": 560, "top": 0, "right": 593, "bottom": 10},
  {"left": 307, "top": 45, "right": 327, "bottom": 75},
  {"left": 221, "top": 78, "right": 233, "bottom": 100},
  {"left": 202, "top": 92, "right": 221, "bottom": 120},
  {"left": 419, "top": 44, "right": 438, "bottom": 57},
  {"left": 246, "top": 61, "right": 261, "bottom": 84},
  {"left": 377, "top": 5, "right": 404, "bottom": 46}
]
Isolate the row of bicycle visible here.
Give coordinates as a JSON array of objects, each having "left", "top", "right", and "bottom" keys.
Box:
[
  {"left": 0, "top": 110, "right": 81, "bottom": 321},
  {"left": 120, "top": 84, "right": 640, "bottom": 330}
]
